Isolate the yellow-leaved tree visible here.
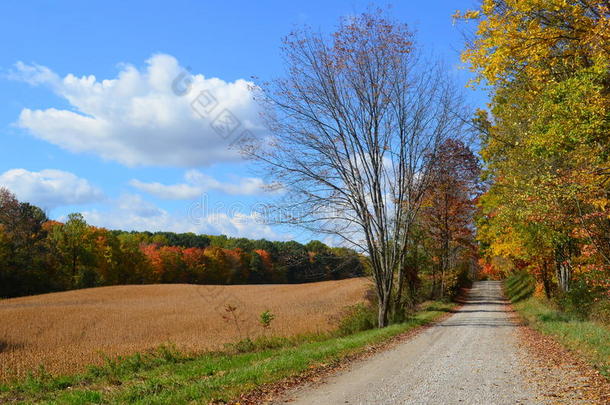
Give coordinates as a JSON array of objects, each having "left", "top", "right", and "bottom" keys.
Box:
[{"left": 457, "top": 1, "right": 610, "bottom": 309}]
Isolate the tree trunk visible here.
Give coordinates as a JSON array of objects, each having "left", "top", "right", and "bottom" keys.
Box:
[
  {"left": 439, "top": 258, "right": 446, "bottom": 299},
  {"left": 556, "top": 261, "right": 570, "bottom": 292},
  {"left": 555, "top": 246, "right": 571, "bottom": 293},
  {"left": 541, "top": 259, "right": 552, "bottom": 299},
  {"left": 394, "top": 268, "right": 405, "bottom": 316},
  {"left": 431, "top": 265, "right": 438, "bottom": 299},
  {"left": 72, "top": 247, "right": 78, "bottom": 288},
  {"left": 408, "top": 257, "right": 419, "bottom": 301},
  {"left": 378, "top": 292, "right": 391, "bottom": 328}
]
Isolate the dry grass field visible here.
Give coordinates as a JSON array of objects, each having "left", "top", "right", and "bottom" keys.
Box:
[{"left": 0, "top": 278, "right": 370, "bottom": 381}]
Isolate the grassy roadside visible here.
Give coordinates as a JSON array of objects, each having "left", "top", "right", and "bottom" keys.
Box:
[
  {"left": 505, "top": 273, "right": 610, "bottom": 379},
  {"left": 0, "top": 301, "right": 455, "bottom": 404}
]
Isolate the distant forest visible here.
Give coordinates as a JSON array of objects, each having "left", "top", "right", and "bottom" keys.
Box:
[{"left": 0, "top": 188, "right": 365, "bottom": 298}]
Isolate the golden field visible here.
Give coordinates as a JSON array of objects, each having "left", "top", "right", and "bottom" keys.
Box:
[{"left": 0, "top": 278, "right": 369, "bottom": 381}]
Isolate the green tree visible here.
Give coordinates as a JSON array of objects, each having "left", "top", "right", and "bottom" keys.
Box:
[
  {"left": 49, "top": 213, "right": 95, "bottom": 288},
  {"left": 0, "top": 188, "right": 50, "bottom": 297},
  {"left": 248, "top": 251, "right": 266, "bottom": 284}
]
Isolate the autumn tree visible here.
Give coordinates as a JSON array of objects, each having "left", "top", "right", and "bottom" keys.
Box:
[
  {"left": 116, "top": 233, "right": 153, "bottom": 283},
  {"left": 248, "top": 250, "right": 266, "bottom": 283},
  {"left": 158, "top": 246, "right": 188, "bottom": 283},
  {"left": 0, "top": 189, "right": 370, "bottom": 298},
  {"left": 203, "top": 246, "right": 231, "bottom": 284},
  {"left": 457, "top": 0, "right": 610, "bottom": 304},
  {"left": 249, "top": 11, "right": 468, "bottom": 327},
  {"left": 183, "top": 247, "right": 208, "bottom": 283},
  {"left": 0, "top": 188, "right": 50, "bottom": 297},
  {"left": 87, "top": 228, "right": 124, "bottom": 286},
  {"left": 421, "top": 139, "right": 480, "bottom": 298}
]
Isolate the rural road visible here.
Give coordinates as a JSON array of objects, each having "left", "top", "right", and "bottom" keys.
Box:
[{"left": 276, "top": 281, "right": 542, "bottom": 405}]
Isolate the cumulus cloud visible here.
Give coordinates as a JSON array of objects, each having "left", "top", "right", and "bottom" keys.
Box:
[
  {"left": 0, "top": 169, "right": 103, "bottom": 209},
  {"left": 81, "top": 194, "right": 284, "bottom": 240},
  {"left": 11, "top": 54, "right": 261, "bottom": 167},
  {"left": 129, "top": 169, "right": 279, "bottom": 199},
  {"left": 128, "top": 179, "right": 201, "bottom": 200}
]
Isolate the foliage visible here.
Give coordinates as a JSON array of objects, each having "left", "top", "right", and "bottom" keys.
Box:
[
  {"left": 0, "top": 188, "right": 51, "bottom": 297},
  {"left": 337, "top": 303, "right": 378, "bottom": 335},
  {"left": 258, "top": 310, "right": 276, "bottom": 330},
  {"left": 505, "top": 271, "right": 536, "bottom": 303},
  {"left": 557, "top": 280, "right": 597, "bottom": 320},
  {"left": 421, "top": 139, "right": 481, "bottom": 299},
  {"left": 0, "top": 190, "right": 365, "bottom": 298},
  {"left": 458, "top": 0, "right": 610, "bottom": 313},
  {"left": 590, "top": 300, "right": 610, "bottom": 324}
]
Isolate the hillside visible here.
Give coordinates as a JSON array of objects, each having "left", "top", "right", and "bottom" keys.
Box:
[{"left": 0, "top": 278, "right": 370, "bottom": 381}]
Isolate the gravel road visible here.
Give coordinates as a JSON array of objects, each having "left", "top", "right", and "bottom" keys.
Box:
[{"left": 275, "top": 281, "right": 542, "bottom": 405}]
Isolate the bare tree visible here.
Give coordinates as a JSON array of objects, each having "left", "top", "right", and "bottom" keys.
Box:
[{"left": 248, "top": 11, "right": 468, "bottom": 327}]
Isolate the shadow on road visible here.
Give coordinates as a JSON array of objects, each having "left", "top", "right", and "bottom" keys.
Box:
[{"left": 440, "top": 281, "right": 519, "bottom": 327}]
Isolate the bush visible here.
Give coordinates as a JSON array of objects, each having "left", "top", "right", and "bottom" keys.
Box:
[
  {"left": 337, "top": 303, "right": 377, "bottom": 335},
  {"left": 589, "top": 299, "right": 610, "bottom": 325},
  {"left": 449, "top": 269, "right": 473, "bottom": 298},
  {"left": 505, "top": 271, "right": 535, "bottom": 302},
  {"left": 225, "top": 338, "right": 256, "bottom": 353},
  {"left": 557, "top": 280, "right": 596, "bottom": 320}
]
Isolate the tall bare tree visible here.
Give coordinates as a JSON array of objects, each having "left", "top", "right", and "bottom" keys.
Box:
[{"left": 248, "top": 11, "right": 468, "bottom": 327}]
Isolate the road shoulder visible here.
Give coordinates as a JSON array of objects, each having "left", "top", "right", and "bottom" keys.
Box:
[
  {"left": 515, "top": 310, "right": 610, "bottom": 404},
  {"left": 235, "top": 303, "right": 460, "bottom": 405}
]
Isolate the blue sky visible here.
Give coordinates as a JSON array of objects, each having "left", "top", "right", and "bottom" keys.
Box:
[{"left": 0, "top": 0, "right": 486, "bottom": 242}]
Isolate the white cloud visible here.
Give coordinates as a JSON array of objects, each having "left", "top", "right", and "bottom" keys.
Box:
[
  {"left": 12, "top": 54, "right": 261, "bottom": 167},
  {"left": 129, "top": 169, "right": 279, "bottom": 199},
  {"left": 81, "top": 194, "right": 285, "bottom": 240},
  {"left": 128, "top": 179, "right": 201, "bottom": 200},
  {"left": 0, "top": 168, "right": 103, "bottom": 209}
]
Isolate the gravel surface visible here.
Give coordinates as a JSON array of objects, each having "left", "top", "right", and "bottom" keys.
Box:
[{"left": 275, "top": 281, "right": 542, "bottom": 405}]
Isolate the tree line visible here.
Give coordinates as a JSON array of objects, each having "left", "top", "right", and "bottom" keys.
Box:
[
  {"left": 0, "top": 188, "right": 365, "bottom": 298},
  {"left": 457, "top": 0, "right": 610, "bottom": 320}
]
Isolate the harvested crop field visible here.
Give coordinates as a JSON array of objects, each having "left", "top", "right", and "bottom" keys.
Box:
[{"left": 0, "top": 278, "right": 370, "bottom": 381}]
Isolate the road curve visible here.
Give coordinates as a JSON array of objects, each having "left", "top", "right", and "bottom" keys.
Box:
[{"left": 275, "top": 281, "right": 540, "bottom": 405}]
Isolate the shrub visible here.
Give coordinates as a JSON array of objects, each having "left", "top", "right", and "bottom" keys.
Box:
[
  {"left": 589, "top": 299, "right": 610, "bottom": 325},
  {"left": 259, "top": 310, "right": 276, "bottom": 330},
  {"left": 337, "top": 303, "right": 377, "bottom": 335},
  {"left": 449, "top": 268, "right": 473, "bottom": 298},
  {"left": 505, "top": 271, "right": 536, "bottom": 302},
  {"left": 225, "top": 338, "right": 256, "bottom": 353},
  {"left": 557, "top": 280, "right": 596, "bottom": 320}
]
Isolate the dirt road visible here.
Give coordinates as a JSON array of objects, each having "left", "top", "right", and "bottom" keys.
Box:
[{"left": 276, "top": 281, "right": 542, "bottom": 405}]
